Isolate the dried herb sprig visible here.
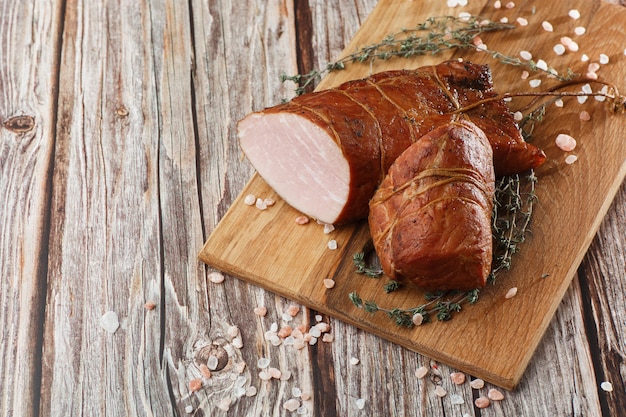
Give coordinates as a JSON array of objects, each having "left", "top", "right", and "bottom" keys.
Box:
[{"left": 281, "top": 15, "right": 517, "bottom": 95}]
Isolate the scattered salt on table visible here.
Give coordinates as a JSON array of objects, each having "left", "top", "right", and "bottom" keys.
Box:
[
  {"left": 505, "top": 287, "right": 518, "bottom": 299},
  {"left": 470, "top": 378, "right": 485, "bottom": 389},
  {"left": 542, "top": 21, "right": 553, "bottom": 32},
  {"left": 415, "top": 366, "right": 429, "bottom": 379},
  {"left": 209, "top": 271, "right": 225, "bottom": 284},
  {"left": 100, "top": 311, "right": 120, "bottom": 334},
  {"left": 434, "top": 386, "right": 447, "bottom": 397},
  {"left": 488, "top": 388, "right": 505, "bottom": 401},
  {"left": 555, "top": 134, "right": 577, "bottom": 151},
  {"left": 327, "top": 240, "right": 338, "bottom": 250},
  {"left": 565, "top": 155, "right": 578, "bottom": 165},
  {"left": 244, "top": 194, "right": 256, "bottom": 205}
]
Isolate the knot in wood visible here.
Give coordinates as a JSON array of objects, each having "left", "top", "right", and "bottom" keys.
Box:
[
  {"left": 196, "top": 344, "right": 229, "bottom": 372},
  {"left": 2, "top": 115, "right": 35, "bottom": 133}
]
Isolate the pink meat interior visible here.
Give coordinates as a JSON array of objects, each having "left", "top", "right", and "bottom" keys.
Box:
[{"left": 238, "top": 112, "right": 350, "bottom": 224}]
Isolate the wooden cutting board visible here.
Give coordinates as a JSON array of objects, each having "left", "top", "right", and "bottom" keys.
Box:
[{"left": 199, "top": 0, "right": 626, "bottom": 389}]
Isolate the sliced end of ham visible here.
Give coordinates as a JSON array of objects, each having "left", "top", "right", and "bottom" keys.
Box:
[{"left": 238, "top": 112, "right": 350, "bottom": 224}]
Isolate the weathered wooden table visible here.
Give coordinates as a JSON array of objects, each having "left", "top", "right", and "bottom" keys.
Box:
[{"left": 1, "top": 1, "right": 624, "bottom": 416}]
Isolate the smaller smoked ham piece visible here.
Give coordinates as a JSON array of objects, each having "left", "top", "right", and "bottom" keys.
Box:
[
  {"left": 238, "top": 61, "right": 544, "bottom": 224},
  {"left": 368, "top": 119, "right": 495, "bottom": 291}
]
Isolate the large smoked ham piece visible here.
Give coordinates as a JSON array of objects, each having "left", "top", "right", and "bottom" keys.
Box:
[
  {"left": 238, "top": 60, "right": 544, "bottom": 224},
  {"left": 368, "top": 119, "right": 495, "bottom": 291}
]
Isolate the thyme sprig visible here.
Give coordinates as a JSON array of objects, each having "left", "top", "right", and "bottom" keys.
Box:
[
  {"left": 281, "top": 15, "right": 517, "bottom": 95},
  {"left": 280, "top": 15, "right": 582, "bottom": 95}
]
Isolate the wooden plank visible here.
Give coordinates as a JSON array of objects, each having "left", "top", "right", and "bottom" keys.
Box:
[
  {"left": 200, "top": 0, "right": 626, "bottom": 389},
  {"left": 580, "top": 184, "right": 626, "bottom": 416},
  {"left": 42, "top": 0, "right": 191, "bottom": 414},
  {"left": 0, "top": 1, "right": 63, "bottom": 415}
]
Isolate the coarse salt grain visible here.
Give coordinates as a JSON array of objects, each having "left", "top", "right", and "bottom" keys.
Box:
[
  {"left": 300, "top": 392, "right": 311, "bottom": 401},
  {"left": 189, "top": 378, "right": 202, "bottom": 392},
  {"left": 258, "top": 357, "right": 270, "bottom": 368},
  {"left": 322, "top": 333, "right": 334, "bottom": 343},
  {"left": 458, "top": 12, "right": 472, "bottom": 21},
  {"left": 555, "top": 98, "right": 564, "bottom": 108},
  {"left": 519, "top": 50, "right": 532, "bottom": 60},
  {"left": 553, "top": 44, "right": 565, "bottom": 56},
  {"left": 541, "top": 21, "right": 553, "bottom": 32},
  {"left": 475, "top": 397, "right": 491, "bottom": 408},
  {"left": 555, "top": 134, "right": 577, "bottom": 151},
  {"left": 566, "top": 40, "right": 579, "bottom": 52},
  {"left": 574, "top": 26, "right": 586, "bottom": 36},
  {"left": 516, "top": 17, "right": 528, "bottom": 26},
  {"left": 416, "top": 366, "right": 429, "bottom": 379},
  {"left": 494, "top": 0, "right": 501, "bottom": 9},
  {"left": 259, "top": 370, "right": 272, "bottom": 381},
  {"left": 227, "top": 325, "right": 239, "bottom": 338},
  {"left": 323, "top": 223, "right": 335, "bottom": 234},
  {"left": 412, "top": 313, "right": 424, "bottom": 326},
  {"left": 253, "top": 306, "right": 267, "bottom": 316},
  {"left": 521, "top": 70, "right": 529, "bottom": 80},
  {"left": 581, "top": 54, "right": 590, "bottom": 62},
  {"left": 488, "top": 388, "right": 505, "bottom": 401},
  {"left": 451, "top": 394, "right": 465, "bottom": 405},
  {"left": 356, "top": 398, "right": 366, "bottom": 410},
  {"left": 529, "top": 79, "right": 542, "bottom": 88},
  {"left": 513, "top": 111, "right": 523, "bottom": 121},
  {"left": 434, "top": 386, "right": 447, "bottom": 397},
  {"left": 207, "top": 355, "right": 219, "bottom": 370},
  {"left": 144, "top": 301, "right": 156, "bottom": 310},
  {"left": 588, "top": 62, "right": 601, "bottom": 73},
  {"left": 568, "top": 9, "right": 581, "bottom": 19},
  {"left": 199, "top": 363, "right": 212, "bottom": 379},
  {"left": 470, "top": 378, "right": 485, "bottom": 389},
  {"left": 599, "top": 54, "right": 610, "bottom": 65},
  {"left": 268, "top": 367, "right": 282, "bottom": 379},
  {"left": 578, "top": 95, "right": 588, "bottom": 104},
  {"left": 505, "top": 1, "right": 515, "bottom": 8},
  {"left": 209, "top": 271, "right": 225, "bottom": 284},
  {"left": 565, "top": 155, "right": 578, "bottom": 165},
  {"left": 246, "top": 386, "right": 258, "bottom": 397},
  {"left": 244, "top": 194, "right": 256, "bottom": 205},
  {"left": 309, "top": 326, "right": 322, "bottom": 338},
  {"left": 327, "top": 240, "right": 338, "bottom": 250},
  {"left": 286, "top": 305, "right": 300, "bottom": 316},
  {"left": 580, "top": 111, "right": 591, "bottom": 121},
  {"left": 283, "top": 399, "right": 301, "bottom": 412},
  {"left": 323, "top": 278, "right": 336, "bottom": 289},
  {"left": 505, "top": 287, "right": 518, "bottom": 299},
  {"left": 185, "top": 405, "right": 194, "bottom": 414},
  {"left": 350, "top": 357, "right": 360, "bottom": 365},
  {"left": 100, "top": 311, "right": 120, "bottom": 334},
  {"left": 450, "top": 372, "right": 466, "bottom": 385},
  {"left": 582, "top": 83, "right": 593, "bottom": 94},
  {"left": 281, "top": 370, "right": 292, "bottom": 381},
  {"left": 536, "top": 59, "right": 548, "bottom": 71},
  {"left": 500, "top": 17, "right": 509, "bottom": 23},
  {"left": 295, "top": 216, "right": 310, "bottom": 225},
  {"left": 217, "top": 397, "right": 231, "bottom": 411},
  {"left": 255, "top": 198, "right": 267, "bottom": 210},
  {"left": 600, "top": 381, "right": 613, "bottom": 392}
]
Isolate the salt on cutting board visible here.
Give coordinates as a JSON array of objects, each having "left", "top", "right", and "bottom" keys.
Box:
[{"left": 199, "top": 0, "right": 626, "bottom": 389}]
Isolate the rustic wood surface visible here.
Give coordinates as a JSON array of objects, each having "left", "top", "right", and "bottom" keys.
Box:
[{"left": 0, "top": 0, "right": 624, "bottom": 416}]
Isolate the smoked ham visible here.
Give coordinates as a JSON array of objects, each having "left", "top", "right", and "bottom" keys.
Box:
[
  {"left": 368, "top": 118, "right": 495, "bottom": 291},
  {"left": 238, "top": 60, "right": 544, "bottom": 224}
]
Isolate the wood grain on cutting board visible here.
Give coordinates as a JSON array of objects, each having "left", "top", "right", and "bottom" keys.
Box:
[{"left": 199, "top": 0, "right": 626, "bottom": 389}]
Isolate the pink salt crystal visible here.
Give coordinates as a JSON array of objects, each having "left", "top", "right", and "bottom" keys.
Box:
[
  {"left": 579, "top": 111, "right": 591, "bottom": 121},
  {"left": 278, "top": 325, "right": 293, "bottom": 338},
  {"left": 268, "top": 367, "right": 282, "bottom": 379},
  {"left": 521, "top": 70, "right": 529, "bottom": 79},
  {"left": 505, "top": 1, "right": 515, "bottom": 8},
  {"left": 244, "top": 194, "right": 256, "bottom": 205},
  {"left": 415, "top": 366, "right": 429, "bottom": 379},
  {"left": 264, "top": 198, "right": 276, "bottom": 207},
  {"left": 505, "top": 287, "right": 518, "bottom": 299},
  {"left": 475, "top": 397, "right": 491, "bottom": 408},
  {"left": 565, "top": 155, "right": 578, "bottom": 165},
  {"left": 322, "top": 333, "right": 334, "bottom": 343},
  {"left": 555, "top": 134, "right": 577, "bottom": 151},
  {"left": 253, "top": 306, "right": 267, "bottom": 317},
  {"left": 412, "top": 313, "right": 424, "bottom": 326},
  {"left": 255, "top": 198, "right": 267, "bottom": 210},
  {"left": 494, "top": 0, "right": 502, "bottom": 9},
  {"left": 488, "top": 388, "right": 505, "bottom": 401},
  {"left": 434, "top": 386, "right": 448, "bottom": 397},
  {"left": 295, "top": 215, "right": 310, "bottom": 225},
  {"left": 516, "top": 17, "right": 528, "bottom": 26},
  {"left": 323, "top": 279, "right": 336, "bottom": 289},
  {"left": 541, "top": 21, "right": 553, "bottom": 32},
  {"left": 470, "top": 378, "right": 485, "bottom": 389},
  {"left": 588, "top": 62, "right": 601, "bottom": 73},
  {"left": 450, "top": 372, "right": 466, "bottom": 385},
  {"left": 283, "top": 399, "right": 300, "bottom": 412},
  {"left": 586, "top": 72, "right": 599, "bottom": 80},
  {"left": 286, "top": 305, "right": 300, "bottom": 317}
]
